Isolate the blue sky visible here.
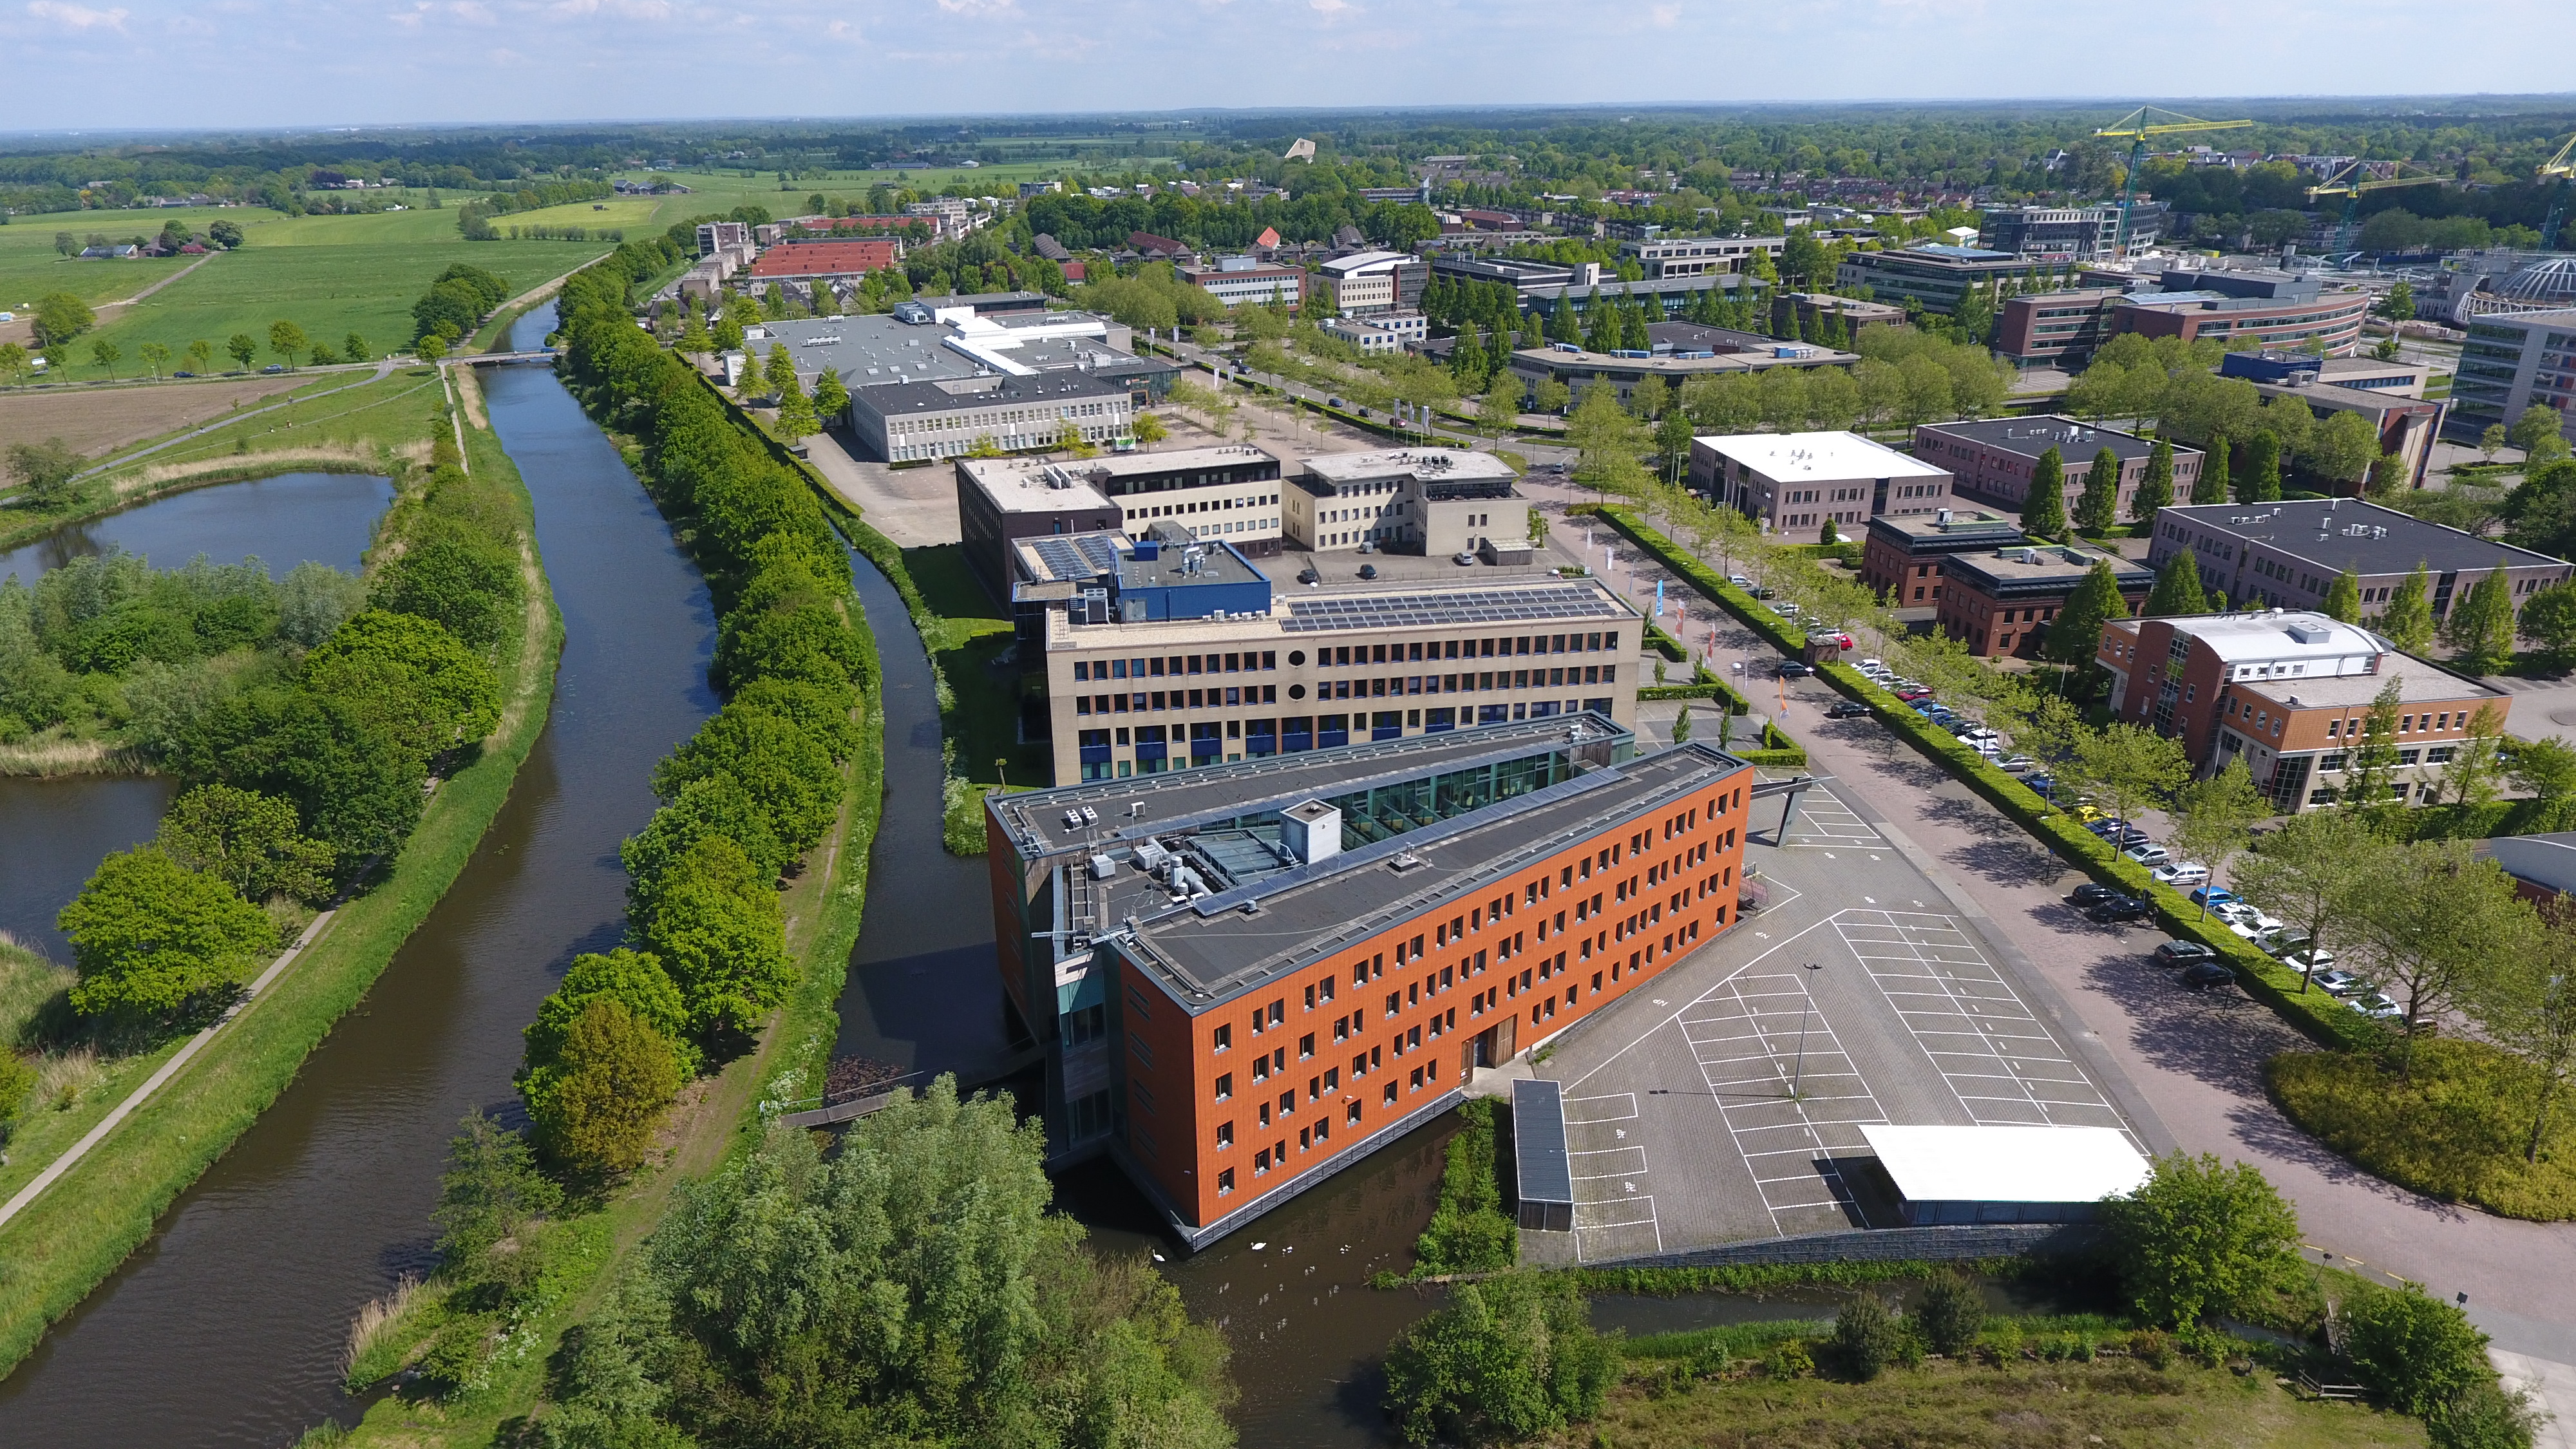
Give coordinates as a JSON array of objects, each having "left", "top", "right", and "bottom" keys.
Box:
[{"left": 1, "top": 0, "right": 2571, "bottom": 131}]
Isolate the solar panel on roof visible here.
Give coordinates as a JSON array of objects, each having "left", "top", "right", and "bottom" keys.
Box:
[{"left": 1280, "top": 585, "right": 1624, "bottom": 633}]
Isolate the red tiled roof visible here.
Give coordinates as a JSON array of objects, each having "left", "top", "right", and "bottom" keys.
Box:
[{"left": 746, "top": 240, "right": 903, "bottom": 279}]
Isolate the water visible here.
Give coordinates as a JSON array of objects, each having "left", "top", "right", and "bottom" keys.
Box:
[
  {"left": 0, "top": 471, "right": 394, "bottom": 585},
  {"left": 0, "top": 775, "right": 173, "bottom": 962},
  {"left": 0, "top": 310, "right": 721, "bottom": 1446}
]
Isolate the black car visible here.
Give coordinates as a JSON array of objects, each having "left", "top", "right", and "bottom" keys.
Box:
[
  {"left": 2070, "top": 882, "right": 2124, "bottom": 907},
  {"left": 2153, "top": 940, "right": 2219, "bottom": 967},
  {"left": 2085, "top": 894, "right": 2150, "bottom": 923},
  {"left": 1824, "top": 701, "right": 1871, "bottom": 719},
  {"left": 2179, "top": 961, "right": 2237, "bottom": 990},
  {"left": 1777, "top": 660, "right": 1814, "bottom": 678}
]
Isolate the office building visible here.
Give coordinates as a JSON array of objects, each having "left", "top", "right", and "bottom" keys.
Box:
[
  {"left": 2110, "top": 267, "right": 2371, "bottom": 355},
  {"left": 957, "top": 446, "right": 1289, "bottom": 592},
  {"left": 1508, "top": 326, "right": 1854, "bottom": 413},
  {"left": 1323, "top": 312, "right": 1428, "bottom": 355},
  {"left": 1860, "top": 509, "right": 2027, "bottom": 606},
  {"left": 1288, "top": 448, "right": 1529, "bottom": 558},
  {"left": 984, "top": 717, "right": 1753, "bottom": 1244},
  {"left": 1616, "top": 236, "right": 1788, "bottom": 279},
  {"left": 2452, "top": 308, "right": 2576, "bottom": 447},
  {"left": 1776, "top": 291, "right": 1906, "bottom": 337},
  {"left": 860, "top": 370, "right": 1133, "bottom": 468},
  {"left": 1992, "top": 288, "right": 2130, "bottom": 370},
  {"left": 1977, "top": 205, "right": 2121, "bottom": 261},
  {"left": 2218, "top": 352, "right": 2447, "bottom": 489},
  {"left": 1035, "top": 551, "right": 1640, "bottom": 784},
  {"left": 694, "top": 220, "right": 750, "bottom": 257},
  {"left": 1315, "top": 251, "right": 1428, "bottom": 316},
  {"left": 1833, "top": 245, "right": 2034, "bottom": 315},
  {"left": 1937, "top": 542, "right": 2152, "bottom": 659},
  {"left": 1177, "top": 257, "right": 1305, "bottom": 309},
  {"left": 2145, "top": 498, "right": 2572, "bottom": 621},
  {"left": 1689, "top": 431, "right": 1953, "bottom": 536},
  {"left": 1915, "top": 417, "right": 2201, "bottom": 524},
  {"left": 2099, "top": 611, "right": 2510, "bottom": 810}
]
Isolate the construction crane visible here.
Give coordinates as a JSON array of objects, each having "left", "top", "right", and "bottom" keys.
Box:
[
  {"left": 2538, "top": 133, "right": 2576, "bottom": 252},
  {"left": 2094, "top": 107, "right": 2254, "bottom": 253},
  {"left": 2304, "top": 159, "right": 2445, "bottom": 256}
]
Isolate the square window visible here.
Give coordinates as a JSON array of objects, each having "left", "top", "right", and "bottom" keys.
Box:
[
  {"left": 1218, "top": 1168, "right": 1235, "bottom": 1195},
  {"left": 1217, "top": 1121, "right": 1234, "bottom": 1148}
]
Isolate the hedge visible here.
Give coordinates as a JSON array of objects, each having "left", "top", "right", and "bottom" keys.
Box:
[{"left": 1596, "top": 504, "right": 2372, "bottom": 1052}]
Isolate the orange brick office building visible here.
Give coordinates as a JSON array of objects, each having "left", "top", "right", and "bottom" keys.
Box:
[{"left": 986, "top": 716, "right": 1754, "bottom": 1246}]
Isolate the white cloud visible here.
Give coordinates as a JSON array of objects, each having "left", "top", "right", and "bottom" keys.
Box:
[
  {"left": 1649, "top": 2, "right": 1680, "bottom": 24},
  {"left": 936, "top": 0, "right": 1019, "bottom": 14},
  {"left": 1310, "top": 0, "right": 1356, "bottom": 15},
  {"left": 26, "top": 1, "right": 130, "bottom": 32}
]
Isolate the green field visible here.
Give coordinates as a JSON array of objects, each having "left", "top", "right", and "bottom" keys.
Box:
[
  {"left": 0, "top": 211, "right": 212, "bottom": 310},
  {"left": 48, "top": 213, "right": 607, "bottom": 381}
]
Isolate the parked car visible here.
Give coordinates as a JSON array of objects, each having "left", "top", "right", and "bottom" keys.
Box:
[
  {"left": 1823, "top": 631, "right": 1855, "bottom": 649},
  {"left": 2179, "top": 961, "right": 2237, "bottom": 990},
  {"left": 2349, "top": 992, "right": 2405, "bottom": 1020},
  {"left": 1825, "top": 701, "right": 1873, "bottom": 719},
  {"left": 2150, "top": 861, "right": 2211, "bottom": 887},
  {"left": 2310, "top": 968, "right": 2367, "bottom": 995},
  {"left": 261, "top": 363, "right": 285, "bottom": 373},
  {"left": 1994, "top": 754, "right": 2040, "bottom": 773},
  {"left": 2189, "top": 886, "right": 2239, "bottom": 910},
  {"left": 2067, "top": 803, "right": 2106, "bottom": 824},
  {"left": 1454, "top": 551, "right": 1477, "bottom": 565},
  {"left": 2225, "top": 914, "right": 2287, "bottom": 942},
  {"left": 1857, "top": 657, "right": 1884, "bottom": 673},
  {"left": 1325, "top": 397, "right": 1343, "bottom": 409},
  {"left": 2087, "top": 894, "right": 2152, "bottom": 923},
  {"left": 2023, "top": 774, "right": 2058, "bottom": 799},
  {"left": 1777, "top": 660, "right": 1814, "bottom": 677},
  {"left": 1896, "top": 687, "right": 1935, "bottom": 702},
  {"left": 2070, "top": 882, "right": 2126, "bottom": 907},
  {"left": 1728, "top": 574, "right": 1752, "bottom": 589},
  {"left": 2154, "top": 940, "right": 2219, "bottom": 967},
  {"left": 2262, "top": 931, "right": 2315, "bottom": 959},
  {"left": 1296, "top": 566, "right": 1321, "bottom": 585},
  {"left": 2122, "top": 842, "right": 2172, "bottom": 868}
]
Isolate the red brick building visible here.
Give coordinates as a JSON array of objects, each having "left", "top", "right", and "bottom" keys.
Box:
[
  {"left": 2098, "top": 610, "right": 2510, "bottom": 811},
  {"left": 1914, "top": 416, "right": 2201, "bottom": 524},
  {"left": 1860, "top": 509, "right": 2025, "bottom": 608},
  {"left": 1937, "top": 542, "right": 2152, "bottom": 659},
  {"left": 987, "top": 719, "right": 1752, "bottom": 1245},
  {"left": 744, "top": 239, "right": 905, "bottom": 285}
]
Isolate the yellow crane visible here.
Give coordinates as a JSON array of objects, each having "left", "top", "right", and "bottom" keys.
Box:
[
  {"left": 2537, "top": 133, "right": 2576, "bottom": 252},
  {"left": 2094, "top": 107, "right": 2254, "bottom": 252},
  {"left": 2304, "top": 158, "right": 2445, "bottom": 256}
]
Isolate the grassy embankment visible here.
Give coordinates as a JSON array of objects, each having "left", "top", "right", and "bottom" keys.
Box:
[
  {"left": 334, "top": 355, "right": 888, "bottom": 1449},
  {"left": 0, "top": 408, "right": 564, "bottom": 1381}
]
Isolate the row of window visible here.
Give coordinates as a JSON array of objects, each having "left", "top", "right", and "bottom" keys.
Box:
[{"left": 1071, "top": 667, "right": 1615, "bottom": 717}]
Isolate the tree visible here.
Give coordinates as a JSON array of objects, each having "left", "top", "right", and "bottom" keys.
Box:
[
  {"left": 344, "top": 332, "right": 369, "bottom": 363},
  {"left": 433, "top": 1109, "right": 563, "bottom": 1264},
  {"left": 1382, "top": 1273, "right": 1618, "bottom": 1447},
  {"left": 2365, "top": 450, "right": 2408, "bottom": 501},
  {"left": 2195, "top": 433, "right": 2230, "bottom": 504},
  {"left": 137, "top": 341, "right": 171, "bottom": 379},
  {"left": 2378, "top": 279, "right": 2416, "bottom": 322},
  {"left": 2101, "top": 1152, "right": 2302, "bottom": 1329},
  {"left": 5, "top": 436, "right": 84, "bottom": 509},
  {"left": 2445, "top": 703, "right": 2508, "bottom": 808},
  {"left": 774, "top": 376, "right": 820, "bottom": 444},
  {"left": 2171, "top": 757, "right": 2266, "bottom": 889},
  {"left": 2481, "top": 424, "right": 2508, "bottom": 462},
  {"left": 2045, "top": 560, "right": 2127, "bottom": 667},
  {"left": 57, "top": 846, "right": 277, "bottom": 1021},
  {"left": 2302, "top": 566, "right": 2362, "bottom": 627},
  {"left": 522, "top": 996, "right": 682, "bottom": 1177},
  {"left": 30, "top": 291, "right": 95, "bottom": 350},
  {"left": 2070, "top": 721, "right": 2191, "bottom": 833},
  {"left": 2443, "top": 562, "right": 2517, "bottom": 676},
  {"left": 2519, "top": 580, "right": 2576, "bottom": 661},
  {"left": 639, "top": 835, "right": 793, "bottom": 1037},
  {"left": 2355, "top": 839, "right": 2538, "bottom": 1075},
  {"left": 2239, "top": 432, "right": 2282, "bottom": 503},
  {"left": 157, "top": 783, "right": 337, "bottom": 904},
  {"left": 2344, "top": 1283, "right": 2498, "bottom": 1418},
  {"left": 811, "top": 368, "right": 849, "bottom": 424},
  {"left": 2134, "top": 436, "right": 2175, "bottom": 526},
  {"left": 2075, "top": 446, "right": 2121, "bottom": 532},
  {"left": 208, "top": 219, "right": 243, "bottom": 249},
  {"left": 2022, "top": 446, "right": 2067, "bottom": 537},
  {"left": 2382, "top": 563, "right": 2437, "bottom": 654},
  {"left": 1132, "top": 411, "right": 1169, "bottom": 450},
  {"left": 2233, "top": 808, "right": 2376, "bottom": 989},
  {"left": 225, "top": 332, "right": 259, "bottom": 370},
  {"left": 268, "top": 319, "right": 309, "bottom": 369},
  {"left": 762, "top": 342, "right": 796, "bottom": 397},
  {"left": 525, "top": 948, "right": 696, "bottom": 1077},
  {"left": 2471, "top": 898, "right": 2576, "bottom": 1165},
  {"left": 2509, "top": 737, "right": 2576, "bottom": 827},
  {"left": 2340, "top": 675, "right": 2407, "bottom": 815},
  {"left": 89, "top": 337, "right": 120, "bottom": 378},
  {"left": 2309, "top": 410, "right": 2383, "bottom": 488},
  {"left": 1910, "top": 1273, "right": 1986, "bottom": 1358},
  {"left": 2509, "top": 402, "right": 2566, "bottom": 459},
  {"left": 2144, "top": 551, "right": 2210, "bottom": 618}
]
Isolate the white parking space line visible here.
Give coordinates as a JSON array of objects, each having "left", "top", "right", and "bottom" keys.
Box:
[
  {"left": 1676, "top": 969, "right": 1888, "bottom": 1231},
  {"left": 1562, "top": 1092, "right": 1638, "bottom": 1124},
  {"left": 1776, "top": 786, "right": 1886, "bottom": 850},
  {"left": 1834, "top": 910, "right": 2139, "bottom": 1147},
  {"left": 1569, "top": 1146, "right": 1649, "bottom": 1179}
]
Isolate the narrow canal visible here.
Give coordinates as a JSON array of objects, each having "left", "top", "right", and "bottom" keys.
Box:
[{"left": 0, "top": 306, "right": 721, "bottom": 1446}]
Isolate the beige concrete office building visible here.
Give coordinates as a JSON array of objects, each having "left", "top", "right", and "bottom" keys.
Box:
[{"left": 1286, "top": 448, "right": 1531, "bottom": 559}]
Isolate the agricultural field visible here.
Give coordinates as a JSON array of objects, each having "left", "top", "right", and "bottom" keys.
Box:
[
  {"left": 43, "top": 208, "right": 607, "bottom": 383},
  {"left": 480, "top": 196, "right": 666, "bottom": 232},
  {"left": 0, "top": 373, "right": 309, "bottom": 457},
  {"left": 0, "top": 211, "right": 217, "bottom": 314}
]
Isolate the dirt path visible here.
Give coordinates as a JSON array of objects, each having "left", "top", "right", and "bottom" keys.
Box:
[{"left": 61, "top": 357, "right": 399, "bottom": 482}]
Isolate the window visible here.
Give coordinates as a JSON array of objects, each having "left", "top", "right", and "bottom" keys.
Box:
[
  {"left": 1382, "top": 1081, "right": 1399, "bottom": 1106},
  {"left": 1299, "top": 1032, "right": 1315, "bottom": 1059},
  {"left": 1211, "top": 1023, "right": 1231, "bottom": 1053},
  {"left": 1217, "top": 1168, "right": 1235, "bottom": 1195},
  {"left": 1214, "top": 1073, "right": 1233, "bottom": 1101},
  {"left": 1217, "top": 1121, "right": 1234, "bottom": 1148},
  {"left": 1347, "top": 1101, "right": 1363, "bottom": 1125}
]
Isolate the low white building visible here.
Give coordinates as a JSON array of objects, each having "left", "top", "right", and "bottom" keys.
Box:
[
  {"left": 1323, "top": 311, "right": 1427, "bottom": 355},
  {"left": 1289, "top": 448, "right": 1529, "bottom": 560},
  {"left": 1689, "top": 431, "right": 1955, "bottom": 535}
]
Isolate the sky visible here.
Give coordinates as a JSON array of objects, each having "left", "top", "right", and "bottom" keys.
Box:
[{"left": 1, "top": 0, "right": 2573, "bottom": 133}]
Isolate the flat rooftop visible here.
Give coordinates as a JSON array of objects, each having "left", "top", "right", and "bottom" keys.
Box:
[
  {"left": 1696, "top": 430, "right": 1948, "bottom": 482},
  {"left": 2160, "top": 498, "right": 2571, "bottom": 577},
  {"left": 857, "top": 369, "right": 1129, "bottom": 421},
  {"left": 961, "top": 446, "right": 1282, "bottom": 515},
  {"left": 1122, "top": 741, "right": 1747, "bottom": 1003},
  {"left": 1944, "top": 543, "right": 2148, "bottom": 588},
  {"left": 1922, "top": 415, "right": 2168, "bottom": 464},
  {"left": 1860, "top": 1125, "right": 2150, "bottom": 1205},
  {"left": 1868, "top": 509, "right": 2022, "bottom": 545},
  {"left": 1048, "top": 575, "right": 1634, "bottom": 650},
  {"left": 2233, "top": 662, "right": 2503, "bottom": 712},
  {"left": 759, "top": 310, "right": 1143, "bottom": 389},
  {"left": 2107, "top": 609, "right": 2385, "bottom": 665},
  {"left": 1300, "top": 448, "right": 1519, "bottom": 493}
]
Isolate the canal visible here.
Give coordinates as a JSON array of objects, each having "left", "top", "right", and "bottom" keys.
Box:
[{"left": 0, "top": 307, "right": 721, "bottom": 1446}]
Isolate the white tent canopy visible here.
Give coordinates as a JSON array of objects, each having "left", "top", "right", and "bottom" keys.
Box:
[{"left": 1861, "top": 1125, "right": 2150, "bottom": 1224}]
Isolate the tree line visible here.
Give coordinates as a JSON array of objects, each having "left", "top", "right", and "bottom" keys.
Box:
[{"left": 38, "top": 429, "right": 521, "bottom": 1034}]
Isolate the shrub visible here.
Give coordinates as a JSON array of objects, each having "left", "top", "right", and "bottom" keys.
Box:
[
  {"left": 2101, "top": 1152, "right": 2303, "bottom": 1329},
  {"left": 2343, "top": 1282, "right": 2497, "bottom": 1417},
  {"left": 1414, "top": 1097, "right": 1517, "bottom": 1274},
  {"left": 2427, "top": 1379, "right": 2541, "bottom": 1449},
  {"left": 1832, "top": 1294, "right": 1902, "bottom": 1380},
  {"left": 1764, "top": 1340, "right": 1816, "bottom": 1379},
  {"left": 1383, "top": 1273, "right": 1618, "bottom": 1446},
  {"left": 432, "top": 1109, "right": 563, "bottom": 1265},
  {"left": 1911, "top": 1272, "right": 1986, "bottom": 1356},
  {"left": 57, "top": 846, "right": 276, "bottom": 1021}
]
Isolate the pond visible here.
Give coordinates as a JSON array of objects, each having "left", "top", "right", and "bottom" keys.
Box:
[{"left": 0, "top": 470, "right": 394, "bottom": 585}]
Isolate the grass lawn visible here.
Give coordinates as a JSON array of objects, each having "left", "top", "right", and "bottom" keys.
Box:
[
  {"left": 62, "top": 234, "right": 608, "bottom": 383},
  {"left": 2269, "top": 1039, "right": 2576, "bottom": 1220},
  {"left": 0, "top": 213, "right": 208, "bottom": 312},
  {"left": 898, "top": 543, "right": 1042, "bottom": 791},
  {"left": 1582, "top": 1350, "right": 2425, "bottom": 1449}
]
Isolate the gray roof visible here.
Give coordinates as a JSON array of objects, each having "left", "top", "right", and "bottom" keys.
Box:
[
  {"left": 1923, "top": 415, "right": 2175, "bottom": 465},
  {"left": 1513, "top": 1079, "right": 1574, "bottom": 1208},
  {"left": 2161, "top": 498, "right": 2573, "bottom": 578},
  {"left": 2485, "top": 833, "right": 2576, "bottom": 896},
  {"left": 855, "top": 369, "right": 1128, "bottom": 419}
]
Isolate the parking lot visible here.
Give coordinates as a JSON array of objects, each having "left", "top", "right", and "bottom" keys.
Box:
[{"left": 1533, "top": 781, "right": 2149, "bottom": 1264}]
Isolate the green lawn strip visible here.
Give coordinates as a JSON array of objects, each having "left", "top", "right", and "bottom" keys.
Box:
[
  {"left": 1571, "top": 1256, "right": 2034, "bottom": 1297},
  {"left": 1591, "top": 503, "right": 2372, "bottom": 1052},
  {"left": 2268, "top": 1038, "right": 2576, "bottom": 1222},
  {"left": 0, "top": 420, "right": 564, "bottom": 1380},
  {"left": 0, "top": 1041, "right": 179, "bottom": 1206}
]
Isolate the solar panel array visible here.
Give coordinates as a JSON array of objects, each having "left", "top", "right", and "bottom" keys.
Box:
[
  {"left": 1280, "top": 584, "right": 1624, "bottom": 634},
  {"left": 1027, "top": 534, "right": 1122, "bottom": 583}
]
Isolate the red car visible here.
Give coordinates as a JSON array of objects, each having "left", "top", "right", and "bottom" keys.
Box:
[{"left": 1823, "top": 631, "right": 1855, "bottom": 649}]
